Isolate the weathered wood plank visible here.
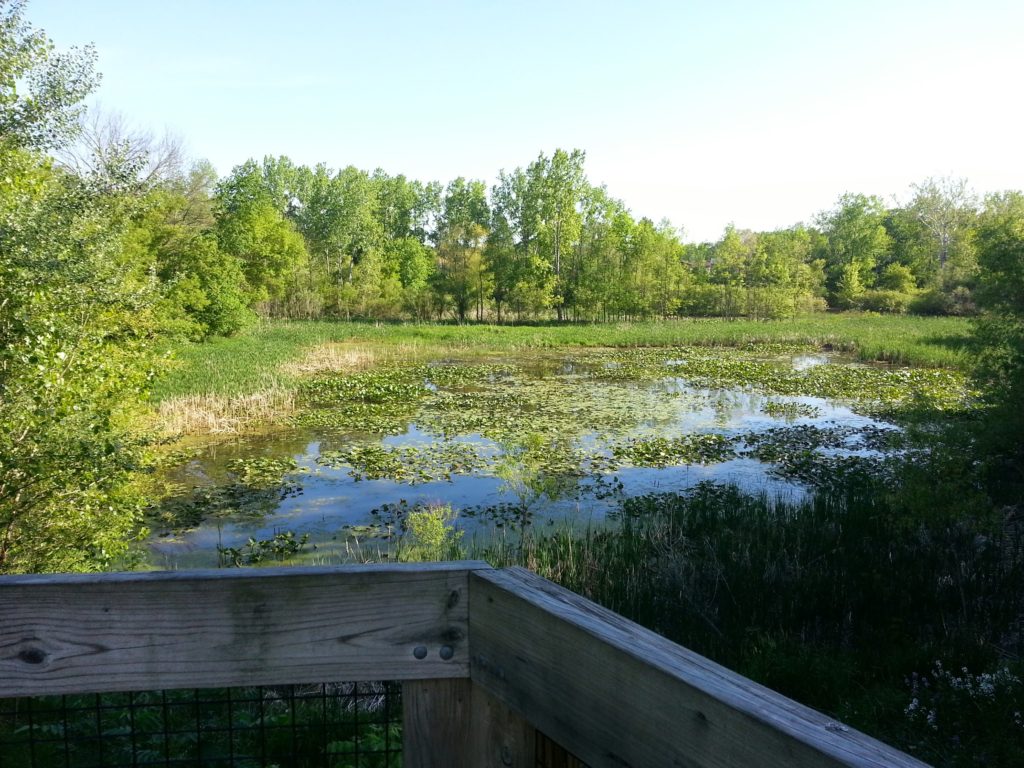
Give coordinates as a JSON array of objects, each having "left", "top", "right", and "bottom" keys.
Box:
[
  {"left": 0, "top": 563, "right": 489, "bottom": 696},
  {"left": 402, "top": 678, "right": 535, "bottom": 768},
  {"left": 467, "top": 681, "right": 536, "bottom": 767},
  {"left": 536, "top": 731, "right": 587, "bottom": 768},
  {"left": 469, "top": 567, "right": 929, "bottom": 768},
  {"left": 403, "top": 679, "right": 473, "bottom": 768}
]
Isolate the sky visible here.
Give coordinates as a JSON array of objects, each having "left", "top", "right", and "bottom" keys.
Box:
[{"left": 27, "top": 0, "right": 1024, "bottom": 242}]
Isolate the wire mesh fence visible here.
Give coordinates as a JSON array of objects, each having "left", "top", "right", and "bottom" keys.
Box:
[{"left": 0, "top": 682, "right": 401, "bottom": 768}]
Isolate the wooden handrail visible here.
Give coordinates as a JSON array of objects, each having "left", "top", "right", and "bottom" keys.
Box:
[
  {"left": 0, "top": 562, "right": 486, "bottom": 696},
  {"left": 0, "top": 563, "right": 929, "bottom": 767},
  {"left": 469, "top": 567, "right": 928, "bottom": 768}
]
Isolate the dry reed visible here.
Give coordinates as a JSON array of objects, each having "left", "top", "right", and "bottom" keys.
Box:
[{"left": 156, "top": 387, "right": 297, "bottom": 435}]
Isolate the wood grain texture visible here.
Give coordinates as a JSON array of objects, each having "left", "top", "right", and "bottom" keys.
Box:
[
  {"left": 403, "top": 678, "right": 535, "bottom": 768},
  {"left": 468, "top": 680, "right": 536, "bottom": 767},
  {"left": 403, "top": 679, "right": 473, "bottom": 768},
  {"left": 536, "top": 732, "right": 587, "bottom": 768},
  {"left": 469, "top": 568, "right": 929, "bottom": 768},
  {"left": 0, "top": 563, "right": 489, "bottom": 696}
]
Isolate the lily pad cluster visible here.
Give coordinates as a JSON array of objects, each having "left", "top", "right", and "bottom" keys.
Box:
[
  {"left": 148, "top": 456, "right": 304, "bottom": 532},
  {"left": 761, "top": 400, "right": 823, "bottom": 419},
  {"left": 611, "top": 434, "right": 736, "bottom": 468},
  {"left": 318, "top": 441, "right": 493, "bottom": 483}
]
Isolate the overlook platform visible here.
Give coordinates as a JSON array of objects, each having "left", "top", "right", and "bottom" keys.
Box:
[{"left": 0, "top": 563, "right": 927, "bottom": 767}]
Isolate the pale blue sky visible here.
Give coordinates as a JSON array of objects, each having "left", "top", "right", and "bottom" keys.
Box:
[{"left": 30, "top": 0, "right": 1024, "bottom": 241}]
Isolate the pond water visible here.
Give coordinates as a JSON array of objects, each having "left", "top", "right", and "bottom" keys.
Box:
[{"left": 147, "top": 348, "right": 917, "bottom": 568}]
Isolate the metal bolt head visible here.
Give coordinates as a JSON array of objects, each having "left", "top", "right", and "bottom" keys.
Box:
[
  {"left": 413, "top": 645, "right": 428, "bottom": 660},
  {"left": 439, "top": 645, "right": 454, "bottom": 660}
]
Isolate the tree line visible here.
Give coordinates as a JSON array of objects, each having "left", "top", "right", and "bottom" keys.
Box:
[{"left": 128, "top": 151, "right": 1000, "bottom": 335}]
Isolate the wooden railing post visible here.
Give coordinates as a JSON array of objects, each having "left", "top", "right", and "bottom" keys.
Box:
[{"left": 403, "top": 678, "right": 535, "bottom": 768}]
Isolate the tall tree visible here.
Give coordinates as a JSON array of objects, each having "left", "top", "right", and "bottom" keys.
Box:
[
  {"left": 215, "top": 161, "right": 309, "bottom": 313},
  {"left": 534, "top": 149, "right": 587, "bottom": 320},
  {"left": 816, "top": 193, "right": 893, "bottom": 305},
  {"left": 973, "top": 191, "right": 1024, "bottom": 469},
  {"left": 906, "top": 177, "right": 978, "bottom": 287},
  {"left": 1, "top": 2, "right": 154, "bottom": 571},
  {"left": 489, "top": 166, "right": 552, "bottom": 319},
  {"left": 434, "top": 178, "right": 489, "bottom": 321}
]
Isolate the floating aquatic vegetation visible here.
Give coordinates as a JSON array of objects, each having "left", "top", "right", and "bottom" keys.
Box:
[
  {"left": 148, "top": 457, "right": 304, "bottom": 532},
  {"left": 318, "top": 441, "right": 493, "bottom": 483},
  {"left": 293, "top": 401, "right": 417, "bottom": 434},
  {"left": 761, "top": 400, "right": 823, "bottom": 419},
  {"left": 217, "top": 530, "right": 310, "bottom": 567},
  {"left": 226, "top": 456, "right": 304, "bottom": 488},
  {"left": 611, "top": 433, "right": 737, "bottom": 468},
  {"left": 300, "top": 368, "right": 428, "bottom": 406}
]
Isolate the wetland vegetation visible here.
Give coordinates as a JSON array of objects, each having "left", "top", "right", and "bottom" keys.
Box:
[{"left": 140, "top": 319, "right": 1022, "bottom": 765}]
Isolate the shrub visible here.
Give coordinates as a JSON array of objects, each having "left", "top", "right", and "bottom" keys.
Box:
[
  {"left": 861, "top": 289, "right": 913, "bottom": 314},
  {"left": 911, "top": 289, "right": 952, "bottom": 315},
  {"left": 400, "top": 504, "right": 464, "bottom": 561}
]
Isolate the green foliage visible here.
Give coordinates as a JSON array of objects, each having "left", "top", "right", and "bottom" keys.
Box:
[
  {"left": 122, "top": 170, "right": 254, "bottom": 339},
  {"left": 217, "top": 529, "right": 310, "bottom": 566},
  {"left": 833, "top": 262, "right": 866, "bottom": 309},
  {"left": 860, "top": 289, "right": 912, "bottom": 314},
  {"left": 877, "top": 262, "right": 917, "bottom": 292},
  {"left": 972, "top": 191, "right": 1024, "bottom": 469},
  {"left": 399, "top": 504, "right": 464, "bottom": 561},
  {"left": 0, "top": 1, "right": 99, "bottom": 152},
  {"left": 215, "top": 161, "right": 310, "bottom": 313},
  {"left": 0, "top": 24, "right": 152, "bottom": 571},
  {"left": 817, "top": 193, "right": 892, "bottom": 297}
]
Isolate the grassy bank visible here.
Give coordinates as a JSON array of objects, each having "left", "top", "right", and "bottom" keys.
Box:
[{"left": 154, "top": 314, "right": 973, "bottom": 401}]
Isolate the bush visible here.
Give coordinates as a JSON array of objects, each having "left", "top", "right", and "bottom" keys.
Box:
[
  {"left": 911, "top": 289, "right": 952, "bottom": 315},
  {"left": 400, "top": 504, "right": 464, "bottom": 561},
  {"left": 911, "top": 287, "right": 977, "bottom": 317},
  {"left": 861, "top": 289, "right": 913, "bottom": 314},
  {"left": 677, "top": 285, "right": 823, "bottom": 319},
  {"left": 904, "top": 662, "right": 1024, "bottom": 766}
]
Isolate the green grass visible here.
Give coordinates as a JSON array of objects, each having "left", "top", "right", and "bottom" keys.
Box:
[{"left": 153, "top": 314, "right": 974, "bottom": 401}]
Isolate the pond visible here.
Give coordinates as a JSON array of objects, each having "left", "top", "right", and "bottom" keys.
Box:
[{"left": 147, "top": 346, "right": 965, "bottom": 568}]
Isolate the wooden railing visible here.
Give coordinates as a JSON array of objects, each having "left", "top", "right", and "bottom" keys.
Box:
[{"left": 0, "top": 563, "right": 928, "bottom": 767}]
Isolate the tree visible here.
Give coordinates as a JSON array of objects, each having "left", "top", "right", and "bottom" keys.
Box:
[
  {"left": 0, "top": 7, "right": 153, "bottom": 569},
  {"left": 816, "top": 194, "right": 892, "bottom": 304},
  {"left": 534, "top": 149, "right": 587, "bottom": 320},
  {"left": 433, "top": 178, "right": 489, "bottom": 321},
  {"left": 215, "top": 161, "right": 309, "bottom": 313},
  {"left": 905, "top": 177, "right": 978, "bottom": 288},
  {"left": 973, "top": 191, "right": 1024, "bottom": 470},
  {"left": 489, "top": 166, "right": 552, "bottom": 320},
  {"left": 57, "top": 108, "right": 185, "bottom": 193},
  {"left": 122, "top": 167, "right": 252, "bottom": 339},
  {"left": 0, "top": 0, "right": 99, "bottom": 152}
]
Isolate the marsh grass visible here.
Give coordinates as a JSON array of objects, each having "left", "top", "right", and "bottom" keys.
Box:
[
  {"left": 156, "top": 387, "right": 296, "bottom": 435},
  {"left": 476, "top": 475, "right": 1024, "bottom": 766},
  {"left": 153, "top": 315, "right": 974, "bottom": 403},
  {"left": 279, "top": 343, "right": 378, "bottom": 376}
]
